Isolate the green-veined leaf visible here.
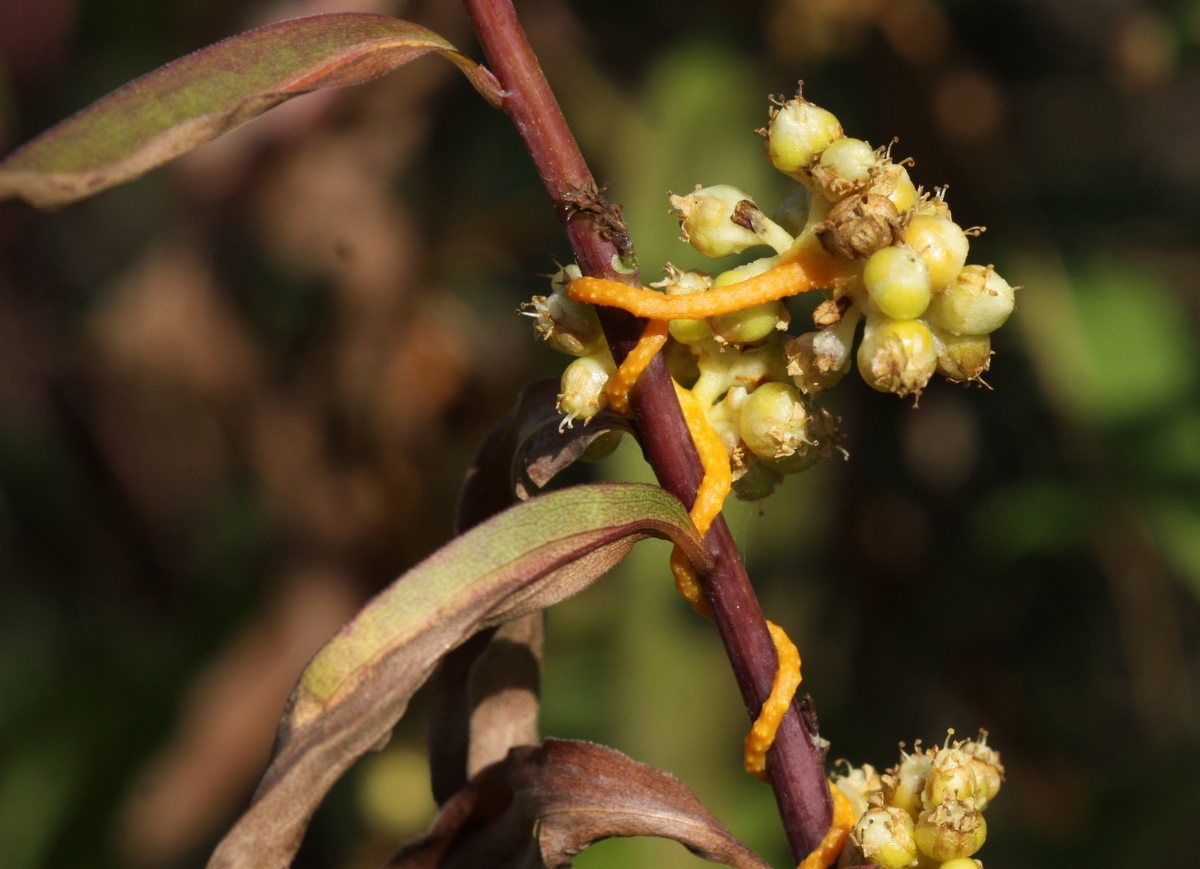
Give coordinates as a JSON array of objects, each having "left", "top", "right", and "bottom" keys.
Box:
[
  {"left": 207, "top": 483, "right": 711, "bottom": 869},
  {"left": 0, "top": 13, "right": 503, "bottom": 210}
]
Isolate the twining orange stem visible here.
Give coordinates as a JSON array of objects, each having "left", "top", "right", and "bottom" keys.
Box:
[
  {"left": 668, "top": 381, "right": 732, "bottom": 619},
  {"left": 796, "top": 783, "right": 855, "bottom": 869},
  {"left": 567, "top": 256, "right": 849, "bottom": 320},
  {"left": 606, "top": 319, "right": 669, "bottom": 416},
  {"left": 745, "top": 620, "right": 802, "bottom": 781}
]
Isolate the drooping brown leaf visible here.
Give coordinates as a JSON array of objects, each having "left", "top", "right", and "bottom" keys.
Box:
[
  {"left": 0, "top": 14, "right": 504, "bottom": 209},
  {"left": 456, "top": 378, "right": 634, "bottom": 533},
  {"left": 207, "top": 484, "right": 711, "bottom": 869},
  {"left": 390, "top": 739, "right": 774, "bottom": 869}
]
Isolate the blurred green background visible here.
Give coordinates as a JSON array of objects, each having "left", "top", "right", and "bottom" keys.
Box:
[{"left": 1, "top": 0, "right": 1199, "bottom": 867}]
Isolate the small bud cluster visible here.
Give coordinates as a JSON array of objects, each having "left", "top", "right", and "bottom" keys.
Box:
[
  {"left": 526, "top": 87, "right": 1018, "bottom": 496},
  {"left": 835, "top": 732, "right": 1004, "bottom": 869}
]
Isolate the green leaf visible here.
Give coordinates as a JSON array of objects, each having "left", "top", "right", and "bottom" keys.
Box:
[
  {"left": 0, "top": 14, "right": 503, "bottom": 210},
  {"left": 207, "top": 483, "right": 711, "bottom": 869}
]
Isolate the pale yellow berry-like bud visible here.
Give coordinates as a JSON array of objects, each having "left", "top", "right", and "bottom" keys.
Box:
[
  {"left": 653, "top": 265, "right": 714, "bottom": 345},
  {"left": 711, "top": 300, "right": 790, "bottom": 344},
  {"left": 835, "top": 762, "right": 884, "bottom": 818},
  {"left": 557, "top": 349, "right": 615, "bottom": 427},
  {"left": 864, "top": 247, "right": 934, "bottom": 321},
  {"left": 732, "top": 459, "right": 782, "bottom": 501},
  {"left": 858, "top": 316, "right": 937, "bottom": 397},
  {"left": 773, "top": 184, "right": 811, "bottom": 236},
  {"left": 852, "top": 803, "right": 920, "bottom": 869},
  {"left": 959, "top": 734, "right": 1004, "bottom": 810},
  {"left": 761, "top": 403, "right": 837, "bottom": 475},
  {"left": 915, "top": 801, "right": 986, "bottom": 862},
  {"left": 671, "top": 185, "right": 766, "bottom": 258},
  {"left": 903, "top": 216, "right": 970, "bottom": 291},
  {"left": 929, "top": 325, "right": 991, "bottom": 384},
  {"left": 884, "top": 746, "right": 934, "bottom": 820},
  {"left": 922, "top": 746, "right": 980, "bottom": 809},
  {"left": 914, "top": 189, "right": 953, "bottom": 220},
  {"left": 524, "top": 265, "right": 605, "bottom": 356},
  {"left": 868, "top": 160, "right": 919, "bottom": 215},
  {"left": 925, "top": 265, "right": 1015, "bottom": 336},
  {"left": 938, "top": 859, "right": 983, "bottom": 869},
  {"left": 812, "top": 137, "right": 878, "bottom": 200},
  {"left": 729, "top": 336, "right": 791, "bottom": 390},
  {"left": 766, "top": 96, "right": 843, "bottom": 180},
  {"left": 738, "top": 382, "right": 810, "bottom": 461}
]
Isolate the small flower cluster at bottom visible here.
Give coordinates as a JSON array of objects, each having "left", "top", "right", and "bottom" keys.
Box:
[{"left": 833, "top": 732, "right": 1004, "bottom": 868}]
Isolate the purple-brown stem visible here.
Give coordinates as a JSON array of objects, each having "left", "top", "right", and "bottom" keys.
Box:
[{"left": 461, "top": 0, "right": 833, "bottom": 860}]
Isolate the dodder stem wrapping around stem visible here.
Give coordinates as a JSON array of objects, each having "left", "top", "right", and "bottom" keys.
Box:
[{"left": 461, "top": 0, "right": 833, "bottom": 858}]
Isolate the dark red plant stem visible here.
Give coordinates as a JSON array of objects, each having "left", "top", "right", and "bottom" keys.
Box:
[{"left": 461, "top": 0, "right": 833, "bottom": 859}]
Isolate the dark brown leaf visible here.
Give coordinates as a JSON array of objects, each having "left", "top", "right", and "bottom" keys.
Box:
[{"left": 390, "top": 739, "right": 773, "bottom": 869}]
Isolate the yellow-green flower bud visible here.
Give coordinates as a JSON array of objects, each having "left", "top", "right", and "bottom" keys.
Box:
[
  {"left": 959, "top": 734, "right": 1004, "bottom": 810},
  {"left": 670, "top": 185, "right": 766, "bottom": 258},
  {"left": 903, "top": 216, "right": 970, "bottom": 291},
  {"left": 922, "top": 746, "right": 980, "bottom": 809},
  {"left": 884, "top": 746, "right": 934, "bottom": 820},
  {"left": 915, "top": 801, "right": 986, "bottom": 862},
  {"left": 761, "top": 403, "right": 837, "bottom": 474},
  {"left": 868, "top": 160, "right": 919, "bottom": 214},
  {"left": 925, "top": 265, "right": 1015, "bottom": 336},
  {"left": 785, "top": 305, "right": 861, "bottom": 395},
  {"left": 857, "top": 316, "right": 936, "bottom": 398},
  {"left": 835, "top": 762, "right": 884, "bottom": 819},
  {"left": 729, "top": 335, "right": 791, "bottom": 390},
  {"left": 813, "top": 137, "right": 878, "bottom": 200},
  {"left": 766, "top": 96, "right": 843, "bottom": 180},
  {"left": 738, "top": 382, "right": 809, "bottom": 461},
  {"left": 938, "top": 859, "right": 983, "bottom": 869},
  {"left": 711, "top": 299, "right": 790, "bottom": 344},
  {"left": 853, "top": 803, "right": 920, "bottom": 869},
  {"left": 557, "top": 349, "right": 615, "bottom": 427},
  {"left": 930, "top": 325, "right": 991, "bottom": 383},
  {"left": 653, "top": 265, "right": 714, "bottom": 345},
  {"left": 864, "top": 247, "right": 934, "bottom": 320},
  {"left": 524, "top": 265, "right": 605, "bottom": 356}
]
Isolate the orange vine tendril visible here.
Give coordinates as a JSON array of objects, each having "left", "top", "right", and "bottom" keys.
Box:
[
  {"left": 566, "top": 256, "right": 849, "bottom": 320},
  {"left": 668, "top": 381, "right": 732, "bottom": 619},
  {"left": 606, "top": 319, "right": 669, "bottom": 416},
  {"left": 796, "top": 781, "right": 855, "bottom": 869},
  {"left": 744, "top": 620, "right": 802, "bottom": 781}
]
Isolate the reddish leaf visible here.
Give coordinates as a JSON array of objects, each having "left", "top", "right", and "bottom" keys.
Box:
[
  {"left": 390, "top": 739, "right": 774, "bottom": 869},
  {"left": 206, "top": 484, "right": 711, "bottom": 869},
  {"left": 0, "top": 13, "right": 503, "bottom": 209}
]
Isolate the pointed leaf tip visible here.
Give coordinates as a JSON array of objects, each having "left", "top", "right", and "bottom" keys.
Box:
[{"left": 0, "top": 13, "right": 504, "bottom": 210}]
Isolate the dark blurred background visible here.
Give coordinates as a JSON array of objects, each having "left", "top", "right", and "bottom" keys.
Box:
[{"left": 2, "top": 0, "right": 1199, "bottom": 867}]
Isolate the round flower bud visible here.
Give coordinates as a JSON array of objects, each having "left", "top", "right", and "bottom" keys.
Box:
[
  {"left": 557, "top": 350, "right": 615, "bottom": 426},
  {"left": 773, "top": 184, "right": 812, "bottom": 236},
  {"left": 654, "top": 265, "right": 715, "bottom": 345},
  {"left": 938, "top": 859, "right": 984, "bottom": 869},
  {"left": 960, "top": 735, "right": 1004, "bottom": 810},
  {"left": 711, "top": 299, "right": 789, "bottom": 344},
  {"left": 670, "top": 185, "right": 765, "bottom": 258},
  {"left": 761, "top": 403, "right": 837, "bottom": 474},
  {"left": 524, "top": 266, "right": 605, "bottom": 356},
  {"left": 868, "top": 160, "right": 919, "bottom": 215},
  {"left": 925, "top": 265, "right": 1015, "bottom": 335},
  {"left": 817, "top": 193, "right": 900, "bottom": 260},
  {"left": 858, "top": 317, "right": 936, "bottom": 397},
  {"left": 853, "top": 804, "right": 920, "bottom": 869},
  {"left": 922, "top": 747, "right": 980, "bottom": 809},
  {"left": 729, "top": 336, "right": 791, "bottom": 390},
  {"left": 835, "top": 763, "right": 884, "bottom": 818},
  {"left": 766, "top": 97, "right": 843, "bottom": 180},
  {"left": 903, "top": 215, "right": 970, "bottom": 291},
  {"left": 930, "top": 326, "right": 991, "bottom": 383},
  {"left": 884, "top": 747, "right": 934, "bottom": 820},
  {"left": 732, "top": 459, "right": 783, "bottom": 501},
  {"left": 739, "top": 382, "right": 809, "bottom": 461},
  {"left": 864, "top": 247, "right": 933, "bottom": 320},
  {"left": 915, "top": 801, "right": 986, "bottom": 862},
  {"left": 812, "top": 137, "right": 878, "bottom": 200}
]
